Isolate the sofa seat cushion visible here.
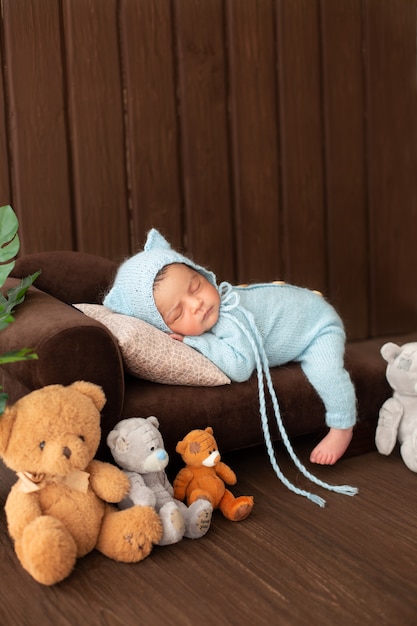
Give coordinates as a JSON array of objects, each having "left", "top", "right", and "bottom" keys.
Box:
[{"left": 117, "top": 334, "right": 412, "bottom": 461}]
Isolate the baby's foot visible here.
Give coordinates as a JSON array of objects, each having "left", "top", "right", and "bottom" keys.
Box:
[{"left": 310, "top": 427, "right": 353, "bottom": 465}]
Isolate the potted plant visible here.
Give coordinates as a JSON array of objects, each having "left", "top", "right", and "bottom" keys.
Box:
[{"left": 0, "top": 205, "right": 40, "bottom": 412}]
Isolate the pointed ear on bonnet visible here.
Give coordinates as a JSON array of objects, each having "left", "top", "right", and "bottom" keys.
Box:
[{"left": 144, "top": 229, "right": 172, "bottom": 252}]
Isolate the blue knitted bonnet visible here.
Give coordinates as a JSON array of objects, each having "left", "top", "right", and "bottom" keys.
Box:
[{"left": 103, "top": 228, "right": 217, "bottom": 332}]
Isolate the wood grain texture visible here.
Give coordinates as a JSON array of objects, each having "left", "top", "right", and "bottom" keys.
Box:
[
  {"left": 0, "top": 441, "right": 417, "bottom": 624},
  {"left": 320, "top": 0, "right": 369, "bottom": 339},
  {"left": 0, "top": 41, "right": 11, "bottom": 207},
  {"left": 226, "top": 0, "right": 282, "bottom": 284},
  {"left": 276, "top": 0, "right": 327, "bottom": 292},
  {"left": 119, "top": 0, "right": 183, "bottom": 251},
  {"left": 365, "top": 0, "right": 417, "bottom": 336},
  {"left": 2, "top": 0, "right": 73, "bottom": 253},
  {"left": 174, "top": 0, "right": 235, "bottom": 281},
  {"left": 62, "top": 0, "right": 130, "bottom": 260}
]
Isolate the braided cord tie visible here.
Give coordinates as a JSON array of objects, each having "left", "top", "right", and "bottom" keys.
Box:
[{"left": 218, "top": 284, "right": 358, "bottom": 506}]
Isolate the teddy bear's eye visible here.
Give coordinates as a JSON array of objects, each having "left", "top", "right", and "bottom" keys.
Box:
[
  {"left": 150, "top": 446, "right": 155, "bottom": 451},
  {"left": 39, "top": 441, "right": 45, "bottom": 451},
  {"left": 79, "top": 435, "right": 85, "bottom": 442}
]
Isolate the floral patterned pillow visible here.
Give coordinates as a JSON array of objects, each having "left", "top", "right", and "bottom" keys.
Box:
[{"left": 74, "top": 303, "right": 230, "bottom": 387}]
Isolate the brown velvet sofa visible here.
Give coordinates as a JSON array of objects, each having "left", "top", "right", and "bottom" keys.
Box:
[{"left": 0, "top": 250, "right": 406, "bottom": 464}]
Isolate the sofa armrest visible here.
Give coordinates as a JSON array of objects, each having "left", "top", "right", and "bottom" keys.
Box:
[{"left": 0, "top": 278, "right": 125, "bottom": 422}]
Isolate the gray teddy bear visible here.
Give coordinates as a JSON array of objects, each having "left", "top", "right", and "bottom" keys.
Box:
[
  {"left": 375, "top": 341, "right": 417, "bottom": 472},
  {"left": 107, "top": 416, "right": 212, "bottom": 545}
]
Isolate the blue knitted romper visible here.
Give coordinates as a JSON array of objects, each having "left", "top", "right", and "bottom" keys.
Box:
[
  {"left": 104, "top": 229, "right": 358, "bottom": 506},
  {"left": 185, "top": 281, "right": 357, "bottom": 431}
]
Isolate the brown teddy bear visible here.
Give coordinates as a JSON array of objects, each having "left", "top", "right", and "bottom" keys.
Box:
[
  {"left": 0, "top": 381, "right": 162, "bottom": 585},
  {"left": 173, "top": 427, "right": 254, "bottom": 522}
]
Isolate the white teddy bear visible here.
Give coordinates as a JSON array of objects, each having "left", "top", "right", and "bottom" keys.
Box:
[
  {"left": 107, "top": 416, "right": 212, "bottom": 545},
  {"left": 375, "top": 341, "right": 417, "bottom": 472}
]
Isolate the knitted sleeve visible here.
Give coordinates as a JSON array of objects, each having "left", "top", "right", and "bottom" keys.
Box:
[{"left": 183, "top": 315, "right": 256, "bottom": 382}]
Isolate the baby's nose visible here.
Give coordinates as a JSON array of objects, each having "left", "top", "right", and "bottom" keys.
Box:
[{"left": 189, "top": 295, "right": 203, "bottom": 312}]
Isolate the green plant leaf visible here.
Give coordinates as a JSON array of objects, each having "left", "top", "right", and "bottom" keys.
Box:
[
  {"left": 0, "top": 270, "right": 40, "bottom": 325},
  {"left": 0, "top": 392, "right": 7, "bottom": 415},
  {"left": 0, "top": 205, "right": 20, "bottom": 285},
  {"left": 3, "top": 270, "right": 41, "bottom": 309},
  {"left": 0, "top": 348, "right": 38, "bottom": 364},
  {"left": 0, "top": 314, "right": 15, "bottom": 332},
  {"left": 0, "top": 205, "right": 40, "bottom": 415}
]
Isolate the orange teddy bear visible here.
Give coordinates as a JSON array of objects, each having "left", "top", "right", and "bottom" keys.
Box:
[{"left": 173, "top": 427, "right": 254, "bottom": 522}]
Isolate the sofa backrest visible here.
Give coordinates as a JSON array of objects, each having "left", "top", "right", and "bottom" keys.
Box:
[{"left": 11, "top": 252, "right": 117, "bottom": 305}]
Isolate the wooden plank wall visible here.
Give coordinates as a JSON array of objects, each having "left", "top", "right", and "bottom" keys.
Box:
[{"left": 0, "top": 0, "right": 416, "bottom": 341}]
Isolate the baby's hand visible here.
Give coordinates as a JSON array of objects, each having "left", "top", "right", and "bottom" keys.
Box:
[{"left": 169, "top": 333, "right": 184, "bottom": 342}]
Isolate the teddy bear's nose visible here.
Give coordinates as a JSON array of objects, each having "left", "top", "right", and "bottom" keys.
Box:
[{"left": 63, "top": 446, "right": 72, "bottom": 459}]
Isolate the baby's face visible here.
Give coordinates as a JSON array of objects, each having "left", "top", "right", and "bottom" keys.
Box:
[{"left": 153, "top": 263, "right": 220, "bottom": 336}]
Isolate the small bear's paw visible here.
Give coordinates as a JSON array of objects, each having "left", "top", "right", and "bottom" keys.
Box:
[
  {"left": 227, "top": 495, "right": 254, "bottom": 522},
  {"left": 17, "top": 516, "right": 77, "bottom": 586},
  {"left": 97, "top": 505, "right": 162, "bottom": 562},
  {"left": 400, "top": 438, "right": 417, "bottom": 473},
  {"left": 158, "top": 501, "right": 185, "bottom": 545},
  {"left": 183, "top": 498, "right": 213, "bottom": 539},
  {"left": 376, "top": 404, "right": 402, "bottom": 456}
]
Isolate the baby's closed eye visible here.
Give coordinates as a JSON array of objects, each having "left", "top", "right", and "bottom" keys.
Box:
[
  {"left": 166, "top": 305, "right": 182, "bottom": 324},
  {"left": 190, "top": 276, "right": 201, "bottom": 294}
]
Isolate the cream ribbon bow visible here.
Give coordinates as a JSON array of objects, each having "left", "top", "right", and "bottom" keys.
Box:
[{"left": 16, "top": 470, "right": 90, "bottom": 494}]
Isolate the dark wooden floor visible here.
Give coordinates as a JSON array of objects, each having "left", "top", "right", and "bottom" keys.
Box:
[{"left": 0, "top": 437, "right": 416, "bottom": 626}]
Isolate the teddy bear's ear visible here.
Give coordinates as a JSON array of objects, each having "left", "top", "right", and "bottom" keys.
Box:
[
  {"left": 69, "top": 381, "right": 106, "bottom": 411},
  {"left": 147, "top": 416, "right": 160, "bottom": 430},
  {"left": 205, "top": 427, "right": 214, "bottom": 436},
  {"left": 107, "top": 429, "right": 120, "bottom": 450},
  {"left": 176, "top": 439, "right": 187, "bottom": 455},
  {"left": 381, "top": 342, "right": 400, "bottom": 363},
  {"left": 0, "top": 405, "right": 18, "bottom": 456}
]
